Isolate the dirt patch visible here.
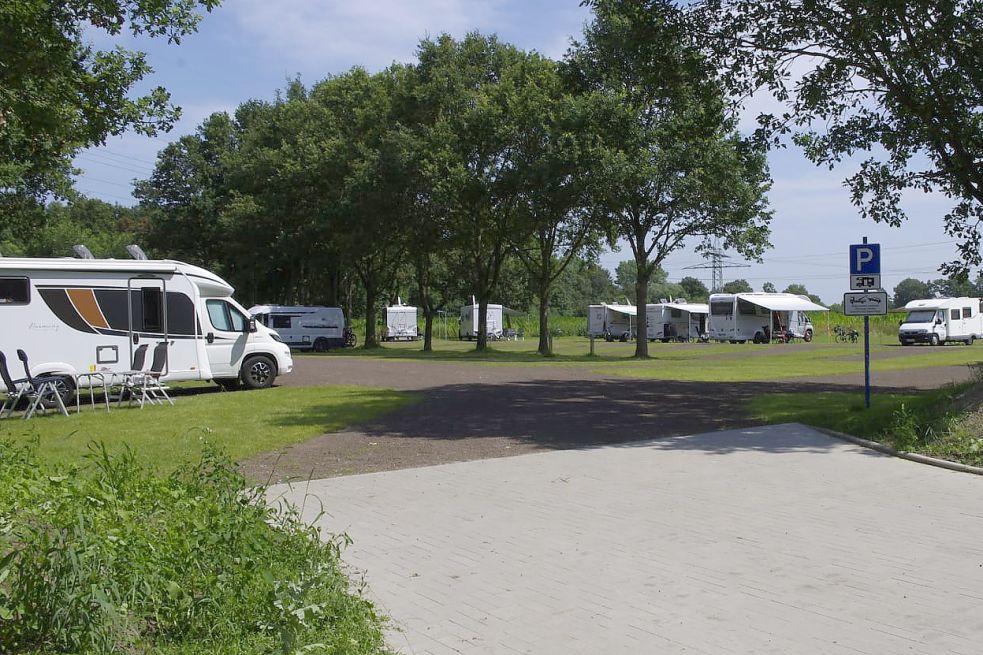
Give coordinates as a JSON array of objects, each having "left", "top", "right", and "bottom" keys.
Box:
[{"left": 239, "top": 356, "right": 965, "bottom": 483}]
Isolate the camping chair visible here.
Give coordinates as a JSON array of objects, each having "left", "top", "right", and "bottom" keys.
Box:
[
  {"left": 122, "top": 341, "right": 173, "bottom": 408},
  {"left": 0, "top": 351, "right": 31, "bottom": 419},
  {"left": 109, "top": 344, "right": 148, "bottom": 405},
  {"left": 15, "top": 350, "right": 70, "bottom": 419}
]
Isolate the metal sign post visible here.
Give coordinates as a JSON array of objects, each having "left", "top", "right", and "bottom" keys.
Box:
[{"left": 846, "top": 238, "right": 884, "bottom": 409}]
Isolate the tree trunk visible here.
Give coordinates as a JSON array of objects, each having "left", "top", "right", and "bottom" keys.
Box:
[
  {"left": 364, "top": 278, "right": 379, "bottom": 349},
  {"left": 476, "top": 299, "right": 488, "bottom": 351},
  {"left": 537, "top": 280, "right": 552, "bottom": 356},
  {"left": 415, "top": 257, "right": 434, "bottom": 352},
  {"left": 634, "top": 264, "right": 649, "bottom": 358}
]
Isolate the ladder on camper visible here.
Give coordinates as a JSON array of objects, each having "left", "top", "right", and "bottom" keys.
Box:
[{"left": 772, "top": 312, "right": 789, "bottom": 343}]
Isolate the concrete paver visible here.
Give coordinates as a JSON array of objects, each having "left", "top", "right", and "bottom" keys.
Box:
[{"left": 271, "top": 424, "right": 983, "bottom": 654}]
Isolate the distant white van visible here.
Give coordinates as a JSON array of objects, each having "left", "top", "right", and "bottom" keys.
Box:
[
  {"left": 249, "top": 305, "right": 354, "bottom": 351},
  {"left": 898, "top": 297, "right": 983, "bottom": 346}
]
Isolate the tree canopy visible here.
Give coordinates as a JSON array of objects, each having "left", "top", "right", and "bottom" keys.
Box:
[
  {"left": 699, "top": 0, "right": 983, "bottom": 276},
  {"left": 1, "top": 0, "right": 219, "bottom": 201}
]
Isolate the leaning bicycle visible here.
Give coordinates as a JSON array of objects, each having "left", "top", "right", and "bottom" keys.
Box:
[{"left": 833, "top": 325, "right": 859, "bottom": 343}]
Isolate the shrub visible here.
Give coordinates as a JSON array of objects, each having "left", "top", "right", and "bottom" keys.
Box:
[{"left": 0, "top": 441, "right": 388, "bottom": 655}]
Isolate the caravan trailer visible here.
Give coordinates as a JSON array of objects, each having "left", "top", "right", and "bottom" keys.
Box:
[
  {"left": 898, "top": 297, "right": 983, "bottom": 346},
  {"left": 0, "top": 257, "right": 293, "bottom": 393},
  {"left": 385, "top": 303, "right": 419, "bottom": 341},
  {"left": 459, "top": 303, "right": 504, "bottom": 340},
  {"left": 708, "top": 293, "right": 827, "bottom": 343},
  {"left": 587, "top": 304, "right": 637, "bottom": 341},
  {"left": 249, "top": 305, "right": 353, "bottom": 351},
  {"left": 645, "top": 301, "right": 709, "bottom": 342}
]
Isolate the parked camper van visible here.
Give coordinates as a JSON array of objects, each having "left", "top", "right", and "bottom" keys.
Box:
[
  {"left": 385, "top": 303, "right": 418, "bottom": 341},
  {"left": 0, "top": 257, "right": 293, "bottom": 393},
  {"left": 898, "top": 298, "right": 983, "bottom": 346},
  {"left": 645, "top": 301, "right": 709, "bottom": 342},
  {"left": 708, "top": 293, "right": 827, "bottom": 343},
  {"left": 587, "top": 303, "right": 637, "bottom": 341},
  {"left": 249, "top": 305, "right": 354, "bottom": 351}
]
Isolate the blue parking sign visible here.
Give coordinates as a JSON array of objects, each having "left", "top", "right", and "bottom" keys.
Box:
[{"left": 849, "top": 243, "right": 880, "bottom": 275}]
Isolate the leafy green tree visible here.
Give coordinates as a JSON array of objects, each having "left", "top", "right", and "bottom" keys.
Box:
[
  {"left": 782, "top": 283, "right": 822, "bottom": 305},
  {"left": 928, "top": 276, "right": 977, "bottom": 299},
  {"left": 761, "top": 281, "right": 776, "bottom": 293},
  {"left": 506, "top": 58, "right": 604, "bottom": 355},
  {"left": 571, "top": 0, "right": 772, "bottom": 357},
  {"left": 679, "top": 276, "right": 710, "bottom": 302},
  {"left": 414, "top": 33, "right": 543, "bottom": 351},
  {"left": 549, "top": 258, "right": 618, "bottom": 315},
  {"left": 892, "top": 278, "right": 931, "bottom": 308},
  {"left": 1, "top": 0, "right": 219, "bottom": 201},
  {"left": 700, "top": 0, "right": 983, "bottom": 275},
  {"left": 721, "top": 279, "right": 752, "bottom": 294}
]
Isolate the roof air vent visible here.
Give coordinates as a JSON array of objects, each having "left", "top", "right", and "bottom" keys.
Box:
[
  {"left": 73, "top": 244, "right": 95, "bottom": 259},
  {"left": 126, "top": 244, "right": 149, "bottom": 260}
]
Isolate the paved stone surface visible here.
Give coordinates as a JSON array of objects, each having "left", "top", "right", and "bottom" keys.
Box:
[{"left": 271, "top": 424, "right": 983, "bottom": 655}]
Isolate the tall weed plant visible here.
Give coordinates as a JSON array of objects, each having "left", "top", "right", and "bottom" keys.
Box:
[{"left": 0, "top": 441, "right": 388, "bottom": 655}]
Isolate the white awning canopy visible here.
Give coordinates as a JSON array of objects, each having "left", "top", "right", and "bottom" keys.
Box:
[
  {"left": 742, "top": 295, "right": 828, "bottom": 312},
  {"left": 604, "top": 304, "right": 637, "bottom": 317}
]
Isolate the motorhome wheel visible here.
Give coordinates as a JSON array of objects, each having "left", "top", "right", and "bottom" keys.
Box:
[
  {"left": 930, "top": 334, "right": 940, "bottom": 346},
  {"left": 241, "top": 355, "right": 276, "bottom": 390},
  {"left": 967, "top": 336, "right": 975, "bottom": 346},
  {"left": 803, "top": 329, "right": 813, "bottom": 342},
  {"left": 41, "top": 375, "right": 76, "bottom": 409},
  {"left": 313, "top": 337, "right": 329, "bottom": 352}
]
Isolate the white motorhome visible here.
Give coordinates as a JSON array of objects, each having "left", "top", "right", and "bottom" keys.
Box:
[
  {"left": 385, "top": 303, "right": 418, "bottom": 341},
  {"left": 0, "top": 257, "right": 293, "bottom": 394},
  {"left": 708, "top": 293, "right": 827, "bottom": 343},
  {"left": 898, "top": 297, "right": 983, "bottom": 346},
  {"left": 646, "top": 301, "right": 709, "bottom": 342},
  {"left": 249, "top": 305, "right": 352, "bottom": 351},
  {"left": 586, "top": 303, "right": 637, "bottom": 341}
]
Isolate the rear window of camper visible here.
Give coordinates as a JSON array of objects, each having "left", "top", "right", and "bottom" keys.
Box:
[{"left": 0, "top": 277, "right": 30, "bottom": 305}]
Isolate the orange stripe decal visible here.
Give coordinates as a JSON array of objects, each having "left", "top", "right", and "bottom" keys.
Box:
[{"left": 67, "top": 288, "right": 110, "bottom": 329}]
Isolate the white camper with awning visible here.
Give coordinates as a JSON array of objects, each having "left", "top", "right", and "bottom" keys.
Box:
[
  {"left": 459, "top": 302, "right": 522, "bottom": 340},
  {"left": 708, "top": 293, "right": 828, "bottom": 343},
  {"left": 587, "top": 303, "right": 637, "bottom": 341},
  {"left": 646, "top": 300, "right": 709, "bottom": 342}
]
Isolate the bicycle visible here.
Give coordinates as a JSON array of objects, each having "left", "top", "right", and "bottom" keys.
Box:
[{"left": 833, "top": 325, "right": 859, "bottom": 343}]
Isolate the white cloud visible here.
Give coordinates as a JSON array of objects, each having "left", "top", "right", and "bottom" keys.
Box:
[{"left": 230, "top": 0, "right": 504, "bottom": 72}]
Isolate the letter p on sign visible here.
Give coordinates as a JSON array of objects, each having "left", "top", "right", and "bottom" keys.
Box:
[{"left": 849, "top": 243, "right": 880, "bottom": 275}]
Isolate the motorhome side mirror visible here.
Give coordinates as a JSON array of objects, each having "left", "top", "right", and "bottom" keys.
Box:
[
  {"left": 935, "top": 318, "right": 943, "bottom": 325},
  {"left": 247, "top": 318, "right": 257, "bottom": 333},
  {"left": 898, "top": 320, "right": 903, "bottom": 327}
]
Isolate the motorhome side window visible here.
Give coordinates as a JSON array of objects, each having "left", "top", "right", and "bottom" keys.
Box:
[
  {"left": 0, "top": 277, "right": 30, "bottom": 305},
  {"left": 206, "top": 299, "right": 248, "bottom": 332},
  {"left": 737, "top": 299, "right": 757, "bottom": 316},
  {"left": 710, "top": 300, "right": 732, "bottom": 316},
  {"left": 951, "top": 309, "right": 961, "bottom": 320},
  {"left": 272, "top": 315, "right": 293, "bottom": 329},
  {"left": 142, "top": 287, "right": 163, "bottom": 332},
  {"left": 964, "top": 307, "right": 973, "bottom": 318}
]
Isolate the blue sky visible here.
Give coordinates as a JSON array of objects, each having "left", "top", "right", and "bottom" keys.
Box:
[{"left": 73, "top": 0, "right": 961, "bottom": 305}]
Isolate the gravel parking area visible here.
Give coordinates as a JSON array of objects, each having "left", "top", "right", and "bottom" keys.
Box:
[{"left": 240, "top": 355, "right": 973, "bottom": 482}]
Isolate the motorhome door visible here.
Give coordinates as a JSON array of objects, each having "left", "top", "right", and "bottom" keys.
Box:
[
  {"left": 203, "top": 298, "right": 250, "bottom": 378},
  {"left": 128, "top": 277, "right": 169, "bottom": 376}
]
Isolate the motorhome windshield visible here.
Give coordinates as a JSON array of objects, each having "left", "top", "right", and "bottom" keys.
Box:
[{"left": 905, "top": 310, "right": 937, "bottom": 323}]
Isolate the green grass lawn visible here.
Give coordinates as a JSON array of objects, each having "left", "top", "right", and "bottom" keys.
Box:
[
  {"left": 313, "top": 336, "right": 983, "bottom": 382},
  {"left": 746, "top": 385, "right": 983, "bottom": 467},
  {"left": 0, "top": 385, "right": 417, "bottom": 473}
]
